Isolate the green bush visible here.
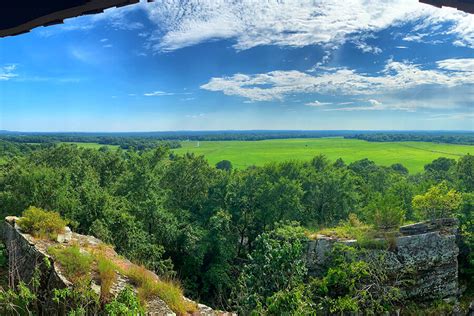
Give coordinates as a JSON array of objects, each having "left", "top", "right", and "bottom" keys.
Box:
[
  {"left": 308, "top": 243, "right": 402, "bottom": 314},
  {"left": 365, "top": 194, "right": 405, "bottom": 230},
  {"left": 104, "top": 286, "right": 145, "bottom": 316},
  {"left": 412, "top": 182, "right": 462, "bottom": 220},
  {"left": 0, "top": 282, "right": 36, "bottom": 315},
  {"left": 48, "top": 245, "right": 92, "bottom": 282},
  {"left": 17, "top": 206, "right": 68, "bottom": 240}
]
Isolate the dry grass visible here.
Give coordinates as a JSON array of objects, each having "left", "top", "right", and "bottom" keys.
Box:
[
  {"left": 96, "top": 255, "right": 117, "bottom": 302},
  {"left": 125, "top": 265, "right": 197, "bottom": 315}
]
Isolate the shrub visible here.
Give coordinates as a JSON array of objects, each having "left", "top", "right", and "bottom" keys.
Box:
[
  {"left": 0, "top": 281, "right": 36, "bottom": 315},
  {"left": 52, "top": 284, "right": 99, "bottom": 315},
  {"left": 412, "top": 182, "right": 462, "bottom": 220},
  {"left": 308, "top": 243, "right": 402, "bottom": 314},
  {"left": 16, "top": 206, "right": 68, "bottom": 240},
  {"left": 365, "top": 194, "right": 405, "bottom": 230},
  {"left": 104, "top": 286, "right": 145, "bottom": 316},
  {"left": 48, "top": 245, "right": 92, "bottom": 282}
]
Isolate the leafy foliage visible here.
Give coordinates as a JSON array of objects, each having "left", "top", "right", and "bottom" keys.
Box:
[
  {"left": 0, "top": 282, "right": 36, "bottom": 315},
  {"left": 104, "top": 286, "right": 145, "bottom": 316},
  {"left": 0, "top": 142, "right": 472, "bottom": 312},
  {"left": 233, "top": 223, "right": 308, "bottom": 314},
  {"left": 308, "top": 244, "right": 401, "bottom": 314},
  {"left": 412, "top": 182, "right": 462, "bottom": 219}
]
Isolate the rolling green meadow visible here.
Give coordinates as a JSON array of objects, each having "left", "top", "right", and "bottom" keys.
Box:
[{"left": 173, "top": 138, "right": 473, "bottom": 173}]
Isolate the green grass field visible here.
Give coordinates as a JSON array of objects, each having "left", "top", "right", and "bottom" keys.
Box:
[
  {"left": 173, "top": 138, "right": 473, "bottom": 173},
  {"left": 61, "top": 142, "right": 119, "bottom": 149}
]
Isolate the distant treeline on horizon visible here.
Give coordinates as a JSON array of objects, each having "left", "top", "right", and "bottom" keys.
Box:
[{"left": 0, "top": 130, "right": 473, "bottom": 147}]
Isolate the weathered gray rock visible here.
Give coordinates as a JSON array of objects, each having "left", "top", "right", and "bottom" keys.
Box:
[
  {"left": 306, "top": 219, "right": 460, "bottom": 302},
  {"left": 399, "top": 218, "right": 458, "bottom": 236},
  {"left": 56, "top": 226, "right": 72, "bottom": 243}
]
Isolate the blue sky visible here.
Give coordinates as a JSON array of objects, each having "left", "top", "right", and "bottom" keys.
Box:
[{"left": 0, "top": 0, "right": 473, "bottom": 131}]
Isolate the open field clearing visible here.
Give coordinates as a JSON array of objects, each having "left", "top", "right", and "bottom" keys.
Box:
[
  {"left": 60, "top": 142, "right": 119, "bottom": 149},
  {"left": 173, "top": 138, "right": 473, "bottom": 173}
]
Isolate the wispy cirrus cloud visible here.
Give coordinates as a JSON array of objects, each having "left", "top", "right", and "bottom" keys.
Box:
[
  {"left": 324, "top": 99, "right": 384, "bottom": 111},
  {"left": 143, "top": 90, "right": 192, "bottom": 97},
  {"left": 426, "top": 112, "right": 474, "bottom": 120},
  {"left": 144, "top": 90, "right": 175, "bottom": 96},
  {"left": 33, "top": 0, "right": 474, "bottom": 57},
  {"left": 140, "top": 0, "right": 474, "bottom": 53},
  {"left": 201, "top": 58, "right": 474, "bottom": 103},
  {"left": 0, "top": 64, "right": 18, "bottom": 81},
  {"left": 305, "top": 100, "right": 332, "bottom": 107}
]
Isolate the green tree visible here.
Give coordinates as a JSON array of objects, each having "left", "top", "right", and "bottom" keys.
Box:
[
  {"left": 215, "top": 160, "right": 232, "bottom": 172},
  {"left": 456, "top": 154, "right": 474, "bottom": 192},
  {"left": 233, "top": 223, "right": 308, "bottom": 314},
  {"left": 412, "top": 182, "right": 462, "bottom": 220}
]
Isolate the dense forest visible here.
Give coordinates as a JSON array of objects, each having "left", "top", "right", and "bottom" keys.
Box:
[
  {"left": 0, "top": 140, "right": 472, "bottom": 314},
  {"left": 347, "top": 132, "right": 474, "bottom": 145},
  {"left": 1, "top": 130, "right": 473, "bottom": 144}
]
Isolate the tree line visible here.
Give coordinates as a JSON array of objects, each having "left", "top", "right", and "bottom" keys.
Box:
[{"left": 2, "top": 130, "right": 472, "bottom": 144}]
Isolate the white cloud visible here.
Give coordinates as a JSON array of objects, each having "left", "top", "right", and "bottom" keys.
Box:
[
  {"left": 426, "top": 112, "right": 474, "bottom": 120},
  {"left": 34, "top": 0, "right": 474, "bottom": 54},
  {"left": 100, "top": 38, "right": 108, "bottom": 42},
  {"left": 324, "top": 99, "right": 384, "bottom": 111},
  {"left": 103, "top": 44, "right": 113, "bottom": 48},
  {"left": 437, "top": 58, "right": 474, "bottom": 72},
  {"left": 396, "top": 45, "right": 408, "bottom": 49},
  {"left": 186, "top": 113, "right": 205, "bottom": 119},
  {"left": 368, "top": 99, "right": 382, "bottom": 106},
  {"left": 352, "top": 36, "right": 382, "bottom": 54},
  {"left": 201, "top": 58, "right": 474, "bottom": 103},
  {"left": 0, "top": 64, "right": 18, "bottom": 81},
  {"left": 139, "top": 0, "right": 474, "bottom": 52},
  {"left": 144, "top": 90, "right": 175, "bottom": 96},
  {"left": 305, "top": 100, "right": 332, "bottom": 107}
]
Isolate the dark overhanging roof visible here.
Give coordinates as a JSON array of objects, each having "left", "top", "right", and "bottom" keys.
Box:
[
  {"left": 421, "top": 0, "right": 474, "bottom": 13},
  {"left": 0, "top": 0, "right": 141, "bottom": 38},
  {"left": 0, "top": 0, "right": 472, "bottom": 38},
  {"left": 420, "top": 0, "right": 474, "bottom": 14}
]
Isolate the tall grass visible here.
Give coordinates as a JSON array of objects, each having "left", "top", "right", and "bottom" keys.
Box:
[
  {"left": 125, "top": 265, "right": 196, "bottom": 315},
  {"left": 96, "top": 255, "right": 117, "bottom": 302}
]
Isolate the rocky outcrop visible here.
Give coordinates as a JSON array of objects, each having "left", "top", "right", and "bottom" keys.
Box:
[
  {"left": 306, "top": 219, "right": 460, "bottom": 302},
  {"left": 1, "top": 216, "right": 233, "bottom": 316}
]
